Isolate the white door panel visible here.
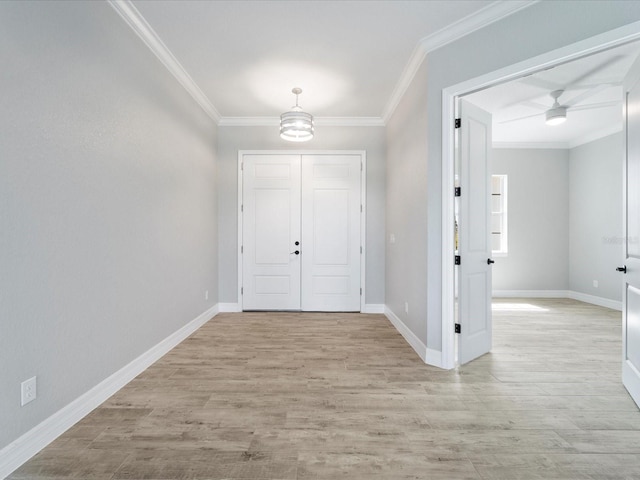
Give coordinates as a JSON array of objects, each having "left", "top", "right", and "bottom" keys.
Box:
[
  {"left": 242, "top": 155, "right": 301, "bottom": 310},
  {"left": 458, "top": 100, "right": 493, "bottom": 365},
  {"left": 302, "top": 155, "right": 361, "bottom": 311},
  {"left": 241, "top": 153, "right": 362, "bottom": 312},
  {"left": 622, "top": 55, "right": 640, "bottom": 408}
]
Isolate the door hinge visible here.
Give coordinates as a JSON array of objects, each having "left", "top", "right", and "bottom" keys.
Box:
[
  {"left": 454, "top": 186, "right": 461, "bottom": 197},
  {"left": 241, "top": 287, "right": 243, "bottom": 295},
  {"left": 240, "top": 204, "right": 243, "bottom": 212},
  {"left": 240, "top": 162, "right": 243, "bottom": 171},
  {"left": 360, "top": 246, "right": 363, "bottom": 254},
  {"left": 241, "top": 245, "right": 243, "bottom": 254},
  {"left": 360, "top": 287, "right": 362, "bottom": 296},
  {"left": 455, "top": 323, "right": 461, "bottom": 334},
  {"left": 361, "top": 162, "right": 363, "bottom": 171},
  {"left": 454, "top": 255, "right": 461, "bottom": 265},
  {"left": 455, "top": 118, "right": 461, "bottom": 129},
  {"left": 360, "top": 204, "right": 363, "bottom": 213}
]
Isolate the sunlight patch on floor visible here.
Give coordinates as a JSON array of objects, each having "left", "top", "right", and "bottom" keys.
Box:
[{"left": 492, "top": 302, "right": 549, "bottom": 312}]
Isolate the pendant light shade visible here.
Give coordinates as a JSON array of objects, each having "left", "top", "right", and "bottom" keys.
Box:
[{"left": 280, "top": 88, "right": 314, "bottom": 142}]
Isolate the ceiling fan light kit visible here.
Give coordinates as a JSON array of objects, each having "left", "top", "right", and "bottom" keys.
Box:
[
  {"left": 545, "top": 89, "right": 567, "bottom": 126},
  {"left": 280, "top": 87, "right": 314, "bottom": 142},
  {"left": 545, "top": 105, "right": 567, "bottom": 125}
]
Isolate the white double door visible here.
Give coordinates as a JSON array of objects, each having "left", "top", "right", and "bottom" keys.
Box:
[{"left": 241, "top": 153, "right": 362, "bottom": 312}]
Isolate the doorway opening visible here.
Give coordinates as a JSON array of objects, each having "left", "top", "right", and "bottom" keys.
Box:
[{"left": 443, "top": 23, "right": 640, "bottom": 369}]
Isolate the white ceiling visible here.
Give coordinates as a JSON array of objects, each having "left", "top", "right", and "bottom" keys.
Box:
[
  {"left": 125, "top": 0, "right": 525, "bottom": 121},
  {"left": 117, "top": 0, "right": 640, "bottom": 146},
  {"left": 466, "top": 41, "right": 640, "bottom": 148}
]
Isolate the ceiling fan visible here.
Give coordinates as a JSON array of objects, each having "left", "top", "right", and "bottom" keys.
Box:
[{"left": 499, "top": 55, "right": 624, "bottom": 126}]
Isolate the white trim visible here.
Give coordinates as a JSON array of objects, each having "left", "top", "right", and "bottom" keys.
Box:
[
  {"left": 107, "top": 0, "right": 221, "bottom": 123},
  {"left": 218, "top": 303, "right": 241, "bottom": 313},
  {"left": 384, "top": 306, "right": 445, "bottom": 369},
  {"left": 360, "top": 153, "right": 367, "bottom": 313},
  {"left": 442, "top": 20, "right": 640, "bottom": 371},
  {"left": 237, "top": 150, "right": 367, "bottom": 313},
  {"left": 493, "top": 290, "right": 622, "bottom": 311},
  {"left": 0, "top": 304, "right": 219, "bottom": 480},
  {"left": 384, "top": 307, "right": 426, "bottom": 360},
  {"left": 441, "top": 91, "right": 457, "bottom": 370},
  {"left": 382, "top": 1, "right": 536, "bottom": 123},
  {"left": 218, "top": 117, "right": 385, "bottom": 127},
  {"left": 362, "top": 304, "right": 385, "bottom": 314},
  {"left": 425, "top": 348, "right": 443, "bottom": 368},
  {"left": 567, "top": 291, "right": 623, "bottom": 311}
]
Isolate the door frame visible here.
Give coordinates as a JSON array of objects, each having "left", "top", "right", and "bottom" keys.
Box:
[
  {"left": 441, "top": 22, "right": 640, "bottom": 370},
  {"left": 238, "top": 150, "right": 367, "bottom": 312}
]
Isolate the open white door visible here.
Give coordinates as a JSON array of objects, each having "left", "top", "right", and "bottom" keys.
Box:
[
  {"left": 301, "top": 154, "right": 361, "bottom": 311},
  {"left": 621, "top": 55, "right": 640, "bottom": 408},
  {"left": 242, "top": 154, "right": 301, "bottom": 310},
  {"left": 458, "top": 99, "right": 493, "bottom": 364}
]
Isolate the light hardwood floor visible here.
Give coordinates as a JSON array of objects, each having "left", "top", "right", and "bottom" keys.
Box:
[{"left": 8, "top": 299, "right": 640, "bottom": 479}]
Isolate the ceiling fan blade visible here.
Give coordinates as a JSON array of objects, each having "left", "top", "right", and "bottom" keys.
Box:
[
  {"left": 521, "top": 100, "right": 550, "bottom": 110},
  {"left": 569, "top": 100, "right": 620, "bottom": 112},
  {"left": 563, "top": 84, "right": 610, "bottom": 107},
  {"left": 498, "top": 112, "right": 544, "bottom": 125},
  {"left": 519, "top": 75, "right": 564, "bottom": 91},
  {"left": 568, "top": 55, "right": 625, "bottom": 86}
]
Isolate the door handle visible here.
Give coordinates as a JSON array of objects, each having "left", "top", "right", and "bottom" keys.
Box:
[
  {"left": 487, "top": 258, "right": 495, "bottom": 265},
  {"left": 290, "top": 250, "right": 300, "bottom": 255},
  {"left": 617, "top": 265, "right": 627, "bottom": 273}
]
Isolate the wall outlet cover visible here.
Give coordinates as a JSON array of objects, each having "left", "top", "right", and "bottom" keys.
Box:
[{"left": 21, "top": 376, "right": 37, "bottom": 406}]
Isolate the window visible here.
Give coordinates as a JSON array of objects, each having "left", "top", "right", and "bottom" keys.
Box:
[{"left": 491, "top": 174, "right": 508, "bottom": 256}]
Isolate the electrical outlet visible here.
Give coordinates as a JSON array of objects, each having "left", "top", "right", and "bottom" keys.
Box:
[
  {"left": 404, "top": 302, "right": 409, "bottom": 314},
  {"left": 21, "top": 376, "right": 36, "bottom": 406},
  {"left": 205, "top": 290, "right": 209, "bottom": 300},
  {"left": 593, "top": 280, "right": 599, "bottom": 288}
]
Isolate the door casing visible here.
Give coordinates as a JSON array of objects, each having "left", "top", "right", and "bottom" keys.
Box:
[
  {"left": 441, "top": 22, "right": 640, "bottom": 370},
  {"left": 238, "top": 150, "right": 367, "bottom": 312}
]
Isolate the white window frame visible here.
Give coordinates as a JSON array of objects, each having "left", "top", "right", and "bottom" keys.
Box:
[{"left": 491, "top": 174, "right": 508, "bottom": 257}]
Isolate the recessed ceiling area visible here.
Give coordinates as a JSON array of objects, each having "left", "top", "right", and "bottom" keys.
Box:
[{"left": 465, "top": 40, "right": 640, "bottom": 148}]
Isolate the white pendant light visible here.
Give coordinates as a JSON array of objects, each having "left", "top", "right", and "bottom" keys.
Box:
[
  {"left": 545, "top": 90, "right": 567, "bottom": 126},
  {"left": 280, "top": 87, "right": 314, "bottom": 142}
]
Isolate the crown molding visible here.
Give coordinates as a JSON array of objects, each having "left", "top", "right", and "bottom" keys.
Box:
[
  {"left": 110, "top": 0, "right": 535, "bottom": 127},
  {"left": 108, "top": 0, "right": 221, "bottom": 123},
  {"left": 218, "top": 116, "right": 385, "bottom": 127},
  {"left": 382, "top": 0, "right": 538, "bottom": 123}
]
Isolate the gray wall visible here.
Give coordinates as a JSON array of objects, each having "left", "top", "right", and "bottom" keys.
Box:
[
  {"left": 492, "top": 149, "right": 570, "bottom": 291},
  {"left": 386, "top": 60, "right": 429, "bottom": 341},
  {"left": 418, "top": 1, "right": 640, "bottom": 353},
  {"left": 0, "top": 1, "right": 218, "bottom": 450},
  {"left": 569, "top": 133, "right": 623, "bottom": 301},
  {"left": 217, "top": 125, "right": 385, "bottom": 306}
]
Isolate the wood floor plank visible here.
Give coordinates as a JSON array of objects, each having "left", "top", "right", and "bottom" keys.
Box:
[{"left": 6, "top": 299, "right": 640, "bottom": 479}]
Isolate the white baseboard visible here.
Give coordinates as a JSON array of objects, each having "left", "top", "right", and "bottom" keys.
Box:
[
  {"left": 425, "top": 347, "right": 443, "bottom": 367},
  {"left": 566, "top": 291, "right": 622, "bottom": 311},
  {"left": 493, "top": 290, "right": 622, "bottom": 311},
  {"left": 362, "top": 304, "right": 385, "bottom": 314},
  {"left": 218, "top": 303, "right": 241, "bottom": 312},
  {"left": 384, "top": 307, "right": 443, "bottom": 368},
  {"left": 0, "top": 304, "right": 219, "bottom": 480}
]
